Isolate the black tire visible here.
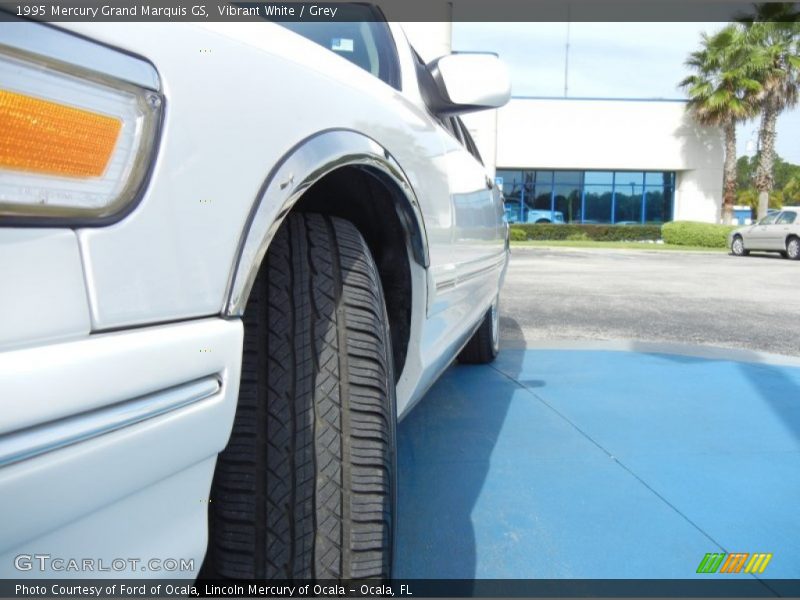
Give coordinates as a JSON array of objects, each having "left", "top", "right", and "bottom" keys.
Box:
[
  {"left": 457, "top": 296, "right": 500, "bottom": 364},
  {"left": 787, "top": 236, "right": 800, "bottom": 260},
  {"left": 534, "top": 218, "right": 551, "bottom": 224},
  {"left": 731, "top": 235, "right": 749, "bottom": 257},
  {"left": 205, "top": 213, "right": 395, "bottom": 580}
]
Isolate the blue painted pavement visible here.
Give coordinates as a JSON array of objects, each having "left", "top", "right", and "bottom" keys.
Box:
[{"left": 395, "top": 349, "right": 800, "bottom": 582}]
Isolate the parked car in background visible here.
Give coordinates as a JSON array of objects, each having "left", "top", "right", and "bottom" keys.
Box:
[
  {"left": 504, "top": 202, "right": 565, "bottom": 224},
  {"left": 729, "top": 207, "right": 800, "bottom": 259},
  {"left": 0, "top": 12, "right": 510, "bottom": 581}
]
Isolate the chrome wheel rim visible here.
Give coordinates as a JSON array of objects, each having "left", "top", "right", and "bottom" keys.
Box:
[
  {"left": 789, "top": 239, "right": 800, "bottom": 259},
  {"left": 733, "top": 238, "right": 743, "bottom": 255}
]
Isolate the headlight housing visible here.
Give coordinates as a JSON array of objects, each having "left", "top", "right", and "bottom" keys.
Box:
[{"left": 0, "top": 40, "right": 161, "bottom": 222}]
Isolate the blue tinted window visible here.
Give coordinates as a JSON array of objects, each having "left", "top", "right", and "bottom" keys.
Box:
[
  {"left": 645, "top": 186, "right": 673, "bottom": 223},
  {"left": 584, "top": 171, "right": 614, "bottom": 185},
  {"left": 615, "top": 184, "right": 644, "bottom": 223},
  {"left": 615, "top": 171, "right": 644, "bottom": 187},
  {"left": 645, "top": 171, "right": 673, "bottom": 185},
  {"left": 496, "top": 170, "right": 523, "bottom": 199},
  {"left": 498, "top": 169, "right": 675, "bottom": 224},
  {"left": 531, "top": 184, "right": 553, "bottom": 212},
  {"left": 583, "top": 185, "right": 613, "bottom": 223},
  {"left": 554, "top": 171, "right": 582, "bottom": 185},
  {"left": 554, "top": 184, "right": 581, "bottom": 223},
  {"left": 496, "top": 170, "right": 525, "bottom": 223}
]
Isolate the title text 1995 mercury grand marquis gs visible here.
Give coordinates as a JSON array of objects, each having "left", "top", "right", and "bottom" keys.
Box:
[{"left": 0, "top": 9, "right": 510, "bottom": 581}]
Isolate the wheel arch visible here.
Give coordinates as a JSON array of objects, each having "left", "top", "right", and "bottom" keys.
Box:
[{"left": 223, "top": 129, "right": 428, "bottom": 378}]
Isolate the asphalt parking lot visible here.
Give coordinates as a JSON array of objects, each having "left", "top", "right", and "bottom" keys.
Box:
[
  {"left": 501, "top": 247, "right": 800, "bottom": 357},
  {"left": 395, "top": 247, "right": 800, "bottom": 586}
]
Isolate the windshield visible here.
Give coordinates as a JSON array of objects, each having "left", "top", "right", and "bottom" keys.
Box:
[{"left": 758, "top": 213, "right": 779, "bottom": 225}]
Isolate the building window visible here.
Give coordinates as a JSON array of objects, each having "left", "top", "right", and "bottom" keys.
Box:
[{"left": 495, "top": 169, "right": 675, "bottom": 224}]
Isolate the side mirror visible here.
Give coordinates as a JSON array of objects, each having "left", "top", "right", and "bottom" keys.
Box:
[{"left": 421, "top": 53, "right": 511, "bottom": 116}]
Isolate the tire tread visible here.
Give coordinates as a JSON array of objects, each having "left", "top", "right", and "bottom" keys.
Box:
[{"left": 206, "top": 213, "right": 393, "bottom": 580}]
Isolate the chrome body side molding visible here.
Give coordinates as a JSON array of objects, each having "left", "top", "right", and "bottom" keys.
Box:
[
  {"left": 224, "top": 129, "right": 430, "bottom": 317},
  {"left": 0, "top": 376, "right": 220, "bottom": 468}
]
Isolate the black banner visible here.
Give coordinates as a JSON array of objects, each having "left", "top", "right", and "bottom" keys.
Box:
[
  {"left": 1, "top": 0, "right": 799, "bottom": 23},
  {"left": 1, "top": 579, "right": 799, "bottom": 598}
]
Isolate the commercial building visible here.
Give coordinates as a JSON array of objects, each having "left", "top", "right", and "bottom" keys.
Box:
[
  {"left": 403, "top": 22, "right": 726, "bottom": 225},
  {"left": 463, "top": 98, "right": 724, "bottom": 225}
]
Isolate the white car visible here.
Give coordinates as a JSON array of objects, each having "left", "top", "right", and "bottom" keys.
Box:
[
  {"left": 729, "top": 207, "right": 800, "bottom": 260},
  {"left": 0, "top": 14, "right": 510, "bottom": 580},
  {"left": 504, "top": 203, "right": 565, "bottom": 224}
]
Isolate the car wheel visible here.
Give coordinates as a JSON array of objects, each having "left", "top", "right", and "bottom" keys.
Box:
[
  {"left": 535, "top": 218, "right": 551, "bottom": 224},
  {"left": 731, "top": 235, "right": 749, "bottom": 257},
  {"left": 205, "top": 213, "right": 395, "bottom": 579},
  {"left": 458, "top": 295, "right": 500, "bottom": 364},
  {"left": 788, "top": 236, "right": 800, "bottom": 260}
]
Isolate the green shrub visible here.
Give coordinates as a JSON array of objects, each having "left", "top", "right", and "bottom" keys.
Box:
[
  {"left": 509, "top": 223, "right": 662, "bottom": 242},
  {"left": 661, "top": 221, "right": 736, "bottom": 248},
  {"left": 565, "top": 231, "right": 590, "bottom": 241},
  {"left": 509, "top": 227, "right": 528, "bottom": 241}
]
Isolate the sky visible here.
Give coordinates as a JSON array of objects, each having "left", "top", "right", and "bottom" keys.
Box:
[{"left": 452, "top": 22, "right": 800, "bottom": 164}]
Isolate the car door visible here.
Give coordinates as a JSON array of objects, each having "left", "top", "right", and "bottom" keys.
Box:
[
  {"left": 439, "top": 116, "right": 505, "bottom": 280},
  {"left": 458, "top": 119, "right": 506, "bottom": 247},
  {"left": 746, "top": 212, "right": 779, "bottom": 249},
  {"left": 774, "top": 210, "right": 798, "bottom": 250}
]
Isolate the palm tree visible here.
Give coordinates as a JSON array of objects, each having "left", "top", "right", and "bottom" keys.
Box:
[
  {"left": 680, "top": 25, "right": 762, "bottom": 224},
  {"left": 739, "top": 4, "right": 800, "bottom": 218},
  {"left": 784, "top": 175, "right": 800, "bottom": 203}
]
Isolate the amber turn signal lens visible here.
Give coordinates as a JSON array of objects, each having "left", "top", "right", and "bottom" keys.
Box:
[{"left": 0, "top": 89, "right": 122, "bottom": 178}]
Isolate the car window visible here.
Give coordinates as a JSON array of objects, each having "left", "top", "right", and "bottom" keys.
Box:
[
  {"left": 455, "top": 118, "right": 484, "bottom": 165},
  {"left": 759, "top": 213, "right": 779, "bottom": 225},
  {"left": 439, "top": 116, "right": 462, "bottom": 142},
  {"left": 279, "top": 7, "right": 400, "bottom": 89},
  {"left": 776, "top": 211, "right": 797, "bottom": 224},
  {"left": 411, "top": 47, "right": 482, "bottom": 166},
  {"left": 439, "top": 116, "right": 484, "bottom": 165}
]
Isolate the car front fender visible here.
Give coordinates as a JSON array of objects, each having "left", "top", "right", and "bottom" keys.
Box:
[{"left": 224, "top": 128, "right": 430, "bottom": 317}]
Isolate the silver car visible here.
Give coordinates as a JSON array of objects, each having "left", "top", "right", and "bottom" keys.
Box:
[{"left": 729, "top": 207, "right": 800, "bottom": 260}]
